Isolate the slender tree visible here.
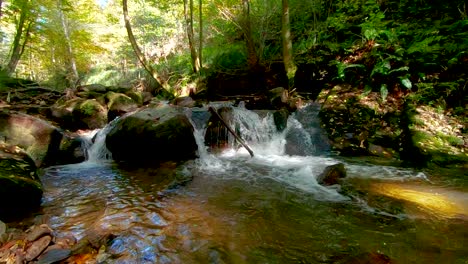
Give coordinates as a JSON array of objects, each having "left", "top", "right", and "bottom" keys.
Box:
[
  {"left": 122, "top": 0, "right": 162, "bottom": 88},
  {"left": 57, "top": 0, "right": 79, "bottom": 85},
  {"left": 198, "top": 0, "right": 203, "bottom": 70},
  {"left": 242, "top": 0, "right": 258, "bottom": 69},
  {"left": 281, "top": 0, "right": 295, "bottom": 84},
  {"left": 184, "top": 0, "right": 200, "bottom": 73},
  {"left": 6, "top": 0, "right": 35, "bottom": 75}
]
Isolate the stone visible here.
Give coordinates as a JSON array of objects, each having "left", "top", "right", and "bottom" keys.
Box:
[
  {"left": 0, "top": 144, "right": 43, "bottom": 220},
  {"left": 172, "top": 96, "right": 195, "bottom": 108},
  {"left": 36, "top": 248, "right": 71, "bottom": 264},
  {"left": 26, "top": 224, "right": 53, "bottom": 242},
  {"left": 273, "top": 108, "right": 289, "bottom": 132},
  {"left": 73, "top": 99, "right": 108, "bottom": 129},
  {"left": 106, "top": 104, "right": 198, "bottom": 163},
  {"left": 0, "top": 110, "right": 64, "bottom": 167},
  {"left": 106, "top": 91, "right": 139, "bottom": 121},
  {"left": 25, "top": 235, "right": 52, "bottom": 261},
  {"left": 317, "top": 163, "right": 347, "bottom": 185},
  {"left": 50, "top": 97, "right": 84, "bottom": 129}
]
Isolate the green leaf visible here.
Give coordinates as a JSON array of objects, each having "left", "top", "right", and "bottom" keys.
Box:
[
  {"left": 400, "top": 78, "right": 412, "bottom": 90},
  {"left": 380, "top": 84, "right": 388, "bottom": 101}
]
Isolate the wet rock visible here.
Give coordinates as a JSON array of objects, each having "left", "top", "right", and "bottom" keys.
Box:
[
  {"left": 0, "top": 110, "right": 64, "bottom": 167},
  {"left": 25, "top": 235, "right": 52, "bottom": 261},
  {"left": 317, "top": 163, "right": 347, "bottom": 185},
  {"left": 273, "top": 108, "right": 289, "bottom": 132},
  {"left": 172, "top": 96, "right": 195, "bottom": 108},
  {"left": 56, "top": 134, "right": 86, "bottom": 164},
  {"left": 26, "top": 224, "right": 53, "bottom": 242},
  {"left": 106, "top": 104, "right": 198, "bottom": 164},
  {"left": 0, "top": 144, "right": 42, "bottom": 220},
  {"left": 37, "top": 248, "right": 71, "bottom": 264},
  {"left": 106, "top": 91, "right": 139, "bottom": 121}
]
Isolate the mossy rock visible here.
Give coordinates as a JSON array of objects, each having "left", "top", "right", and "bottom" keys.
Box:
[
  {"left": 106, "top": 104, "right": 197, "bottom": 164},
  {"left": 72, "top": 99, "right": 108, "bottom": 129},
  {"left": 125, "top": 91, "right": 144, "bottom": 106},
  {"left": 105, "top": 92, "right": 139, "bottom": 121},
  {"left": 50, "top": 98, "right": 85, "bottom": 127},
  {"left": 0, "top": 144, "right": 42, "bottom": 220}
]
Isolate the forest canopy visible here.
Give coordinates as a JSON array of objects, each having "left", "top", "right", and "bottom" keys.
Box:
[{"left": 0, "top": 0, "right": 466, "bottom": 108}]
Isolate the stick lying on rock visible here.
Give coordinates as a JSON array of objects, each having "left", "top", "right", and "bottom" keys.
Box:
[{"left": 208, "top": 106, "right": 254, "bottom": 157}]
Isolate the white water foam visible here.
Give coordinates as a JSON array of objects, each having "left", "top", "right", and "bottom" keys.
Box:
[
  {"left": 187, "top": 104, "right": 427, "bottom": 202},
  {"left": 80, "top": 119, "right": 118, "bottom": 163}
]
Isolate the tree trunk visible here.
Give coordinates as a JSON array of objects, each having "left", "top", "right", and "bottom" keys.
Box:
[
  {"left": 0, "top": 0, "right": 3, "bottom": 19},
  {"left": 6, "top": 5, "right": 28, "bottom": 75},
  {"left": 58, "top": 0, "right": 79, "bottom": 86},
  {"left": 198, "top": 0, "right": 203, "bottom": 70},
  {"left": 184, "top": 0, "right": 200, "bottom": 73},
  {"left": 281, "top": 0, "right": 295, "bottom": 86},
  {"left": 242, "top": 0, "right": 258, "bottom": 70},
  {"left": 122, "top": 0, "right": 163, "bottom": 88}
]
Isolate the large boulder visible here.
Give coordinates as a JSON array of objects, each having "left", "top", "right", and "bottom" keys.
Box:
[
  {"left": 72, "top": 99, "right": 108, "bottom": 129},
  {"left": 0, "top": 110, "right": 82, "bottom": 167},
  {"left": 0, "top": 110, "right": 63, "bottom": 167},
  {"left": 105, "top": 92, "right": 139, "bottom": 121},
  {"left": 50, "top": 97, "right": 108, "bottom": 130},
  {"left": 0, "top": 144, "right": 42, "bottom": 220},
  {"left": 106, "top": 104, "right": 198, "bottom": 163},
  {"left": 50, "top": 97, "right": 85, "bottom": 129}
]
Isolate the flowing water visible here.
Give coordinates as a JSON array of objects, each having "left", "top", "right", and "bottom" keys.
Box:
[{"left": 38, "top": 104, "right": 468, "bottom": 263}]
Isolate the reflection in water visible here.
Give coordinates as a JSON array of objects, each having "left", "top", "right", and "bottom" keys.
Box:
[
  {"left": 40, "top": 156, "right": 468, "bottom": 263},
  {"left": 38, "top": 105, "right": 468, "bottom": 263}
]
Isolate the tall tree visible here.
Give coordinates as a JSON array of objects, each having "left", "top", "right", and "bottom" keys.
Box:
[
  {"left": 123, "top": 0, "right": 162, "bottom": 88},
  {"left": 241, "top": 0, "right": 258, "bottom": 69},
  {"left": 6, "top": 0, "right": 36, "bottom": 75},
  {"left": 281, "top": 0, "right": 295, "bottom": 84},
  {"left": 57, "top": 0, "right": 79, "bottom": 85},
  {"left": 198, "top": 0, "right": 203, "bottom": 70},
  {"left": 184, "top": 0, "right": 200, "bottom": 73}
]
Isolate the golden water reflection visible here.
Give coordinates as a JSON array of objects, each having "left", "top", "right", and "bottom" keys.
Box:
[{"left": 371, "top": 182, "right": 468, "bottom": 219}]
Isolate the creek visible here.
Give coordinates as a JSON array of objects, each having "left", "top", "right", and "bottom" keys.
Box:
[{"left": 39, "top": 103, "right": 467, "bottom": 263}]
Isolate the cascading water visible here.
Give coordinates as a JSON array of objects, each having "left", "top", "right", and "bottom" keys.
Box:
[
  {"left": 36, "top": 103, "right": 468, "bottom": 263},
  {"left": 80, "top": 118, "right": 118, "bottom": 163}
]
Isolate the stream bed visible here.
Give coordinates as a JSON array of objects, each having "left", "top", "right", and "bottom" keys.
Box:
[
  {"left": 37, "top": 104, "right": 468, "bottom": 263},
  {"left": 38, "top": 155, "right": 468, "bottom": 263}
]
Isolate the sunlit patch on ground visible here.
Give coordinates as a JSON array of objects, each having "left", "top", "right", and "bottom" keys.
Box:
[{"left": 371, "top": 182, "right": 468, "bottom": 219}]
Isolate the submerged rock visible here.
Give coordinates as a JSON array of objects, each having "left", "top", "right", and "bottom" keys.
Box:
[
  {"left": 106, "top": 104, "right": 197, "bottom": 164},
  {"left": 0, "top": 144, "right": 42, "bottom": 220},
  {"left": 317, "top": 163, "right": 347, "bottom": 185}
]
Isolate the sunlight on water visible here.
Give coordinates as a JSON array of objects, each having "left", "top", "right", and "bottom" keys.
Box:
[
  {"left": 371, "top": 182, "right": 468, "bottom": 219},
  {"left": 37, "top": 104, "right": 468, "bottom": 263}
]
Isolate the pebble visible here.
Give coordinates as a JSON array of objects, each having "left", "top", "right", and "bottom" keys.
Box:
[{"left": 25, "top": 235, "right": 52, "bottom": 261}]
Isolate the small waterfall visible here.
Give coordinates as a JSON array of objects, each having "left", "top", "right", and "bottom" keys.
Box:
[
  {"left": 185, "top": 108, "right": 227, "bottom": 170},
  {"left": 81, "top": 120, "right": 117, "bottom": 163},
  {"left": 202, "top": 103, "right": 329, "bottom": 157}
]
